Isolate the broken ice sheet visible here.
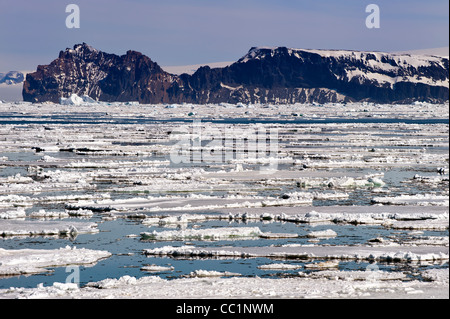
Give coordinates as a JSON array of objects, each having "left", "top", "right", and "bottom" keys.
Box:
[
  {"left": 140, "top": 226, "right": 298, "bottom": 241},
  {"left": 0, "top": 220, "right": 99, "bottom": 238},
  {"left": 0, "top": 246, "right": 111, "bottom": 277},
  {"left": 0, "top": 101, "right": 448, "bottom": 298}
]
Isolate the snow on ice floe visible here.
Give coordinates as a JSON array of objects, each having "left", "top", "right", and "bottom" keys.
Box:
[
  {"left": 0, "top": 101, "right": 448, "bottom": 298},
  {"left": 258, "top": 263, "right": 303, "bottom": 270},
  {"left": 420, "top": 269, "right": 450, "bottom": 283},
  {"left": 298, "top": 269, "right": 406, "bottom": 281},
  {"left": 0, "top": 194, "right": 109, "bottom": 208},
  {"left": 66, "top": 192, "right": 315, "bottom": 213},
  {"left": 1, "top": 269, "right": 447, "bottom": 299},
  {"left": 371, "top": 194, "right": 449, "bottom": 206},
  {"left": 388, "top": 219, "right": 449, "bottom": 231},
  {"left": 29, "top": 210, "right": 70, "bottom": 219},
  {"left": 0, "top": 246, "right": 111, "bottom": 276},
  {"left": 187, "top": 270, "right": 241, "bottom": 278},
  {"left": 303, "top": 260, "right": 340, "bottom": 270},
  {"left": 60, "top": 94, "right": 99, "bottom": 106},
  {"left": 144, "top": 245, "right": 449, "bottom": 263},
  {"left": 199, "top": 206, "right": 449, "bottom": 226},
  {"left": 140, "top": 265, "right": 174, "bottom": 273},
  {"left": 141, "top": 227, "right": 263, "bottom": 241},
  {"left": 307, "top": 229, "right": 338, "bottom": 238},
  {"left": 0, "top": 209, "right": 26, "bottom": 219},
  {"left": 0, "top": 220, "right": 99, "bottom": 237},
  {"left": 27, "top": 209, "right": 93, "bottom": 219},
  {"left": 140, "top": 226, "right": 298, "bottom": 241}
]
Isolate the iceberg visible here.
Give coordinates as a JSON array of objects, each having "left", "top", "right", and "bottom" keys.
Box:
[{"left": 60, "top": 94, "right": 98, "bottom": 105}]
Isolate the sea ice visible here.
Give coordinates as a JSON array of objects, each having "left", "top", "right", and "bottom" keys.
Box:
[
  {"left": 307, "top": 229, "right": 338, "bottom": 238},
  {"left": 0, "top": 220, "right": 99, "bottom": 237},
  {"left": 187, "top": 270, "right": 241, "bottom": 277},
  {"left": 141, "top": 227, "right": 264, "bottom": 241},
  {"left": 140, "top": 265, "right": 174, "bottom": 272},
  {"left": 0, "top": 209, "right": 26, "bottom": 219},
  {"left": 0, "top": 246, "right": 111, "bottom": 276},
  {"left": 1, "top": 271, "right": 447, "bottom": 299}
]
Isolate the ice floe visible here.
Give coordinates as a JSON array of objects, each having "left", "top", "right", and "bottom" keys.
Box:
[
  {"left": 258, "top": 263, "right": 303, "bottom": 270},
  {"left": 371, "top": 194, "right": 449, "bottom": 206},
  {"left": 1, "top": 270, "right": 447, "bottom": 299},
  {"left": 0, "top": 220, "right": 99, "bottom": 237},
  {"left": 0, "top": 209, "right": 26, "bottom": 219},
  {"left": 303, "top": 260, "right": 340, "bottom": 269},
  {"left": 307, "top": 229, "right": 338, "bottom": 238},
  {"left": 144, "top": 245, "right": 449, "bottom": 263},
  {"left": 0, "top": 101, "right": 447, "bottom": 298},
  {"left": 140, "top": 265, "right": 174, "bottom": 273},
  {"left": 141, "top": 226, "right": 297, "bottom": 241},
  {"left": 187, "top": 270, "right": 241, "bottom": 278},
  {"left": 0, "top": 246, "right": 111, "bottom": 276}
]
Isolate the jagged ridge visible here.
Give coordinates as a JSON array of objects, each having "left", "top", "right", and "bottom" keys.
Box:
[
  {"left": 23, "top": 43, "right": 449, "bottom": 104},
  {"left": 0, "top": 71, "right": 24, "bottom": 85}
]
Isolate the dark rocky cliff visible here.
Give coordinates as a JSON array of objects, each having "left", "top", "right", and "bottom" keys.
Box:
[{"left": 23, "top": 44, "right": 449, "bottom": 104}]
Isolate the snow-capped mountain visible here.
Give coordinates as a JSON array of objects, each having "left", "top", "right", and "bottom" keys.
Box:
[
  {"left": 0, "top": 71, "right": 24, "bottom": 85},
  {"left": 23, "top": 44, "right": 449, "bottom": 104}
]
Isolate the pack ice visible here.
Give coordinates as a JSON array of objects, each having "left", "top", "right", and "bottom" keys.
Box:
[{"left": 0, "top": 101, "right": 448, "bottom": 299}]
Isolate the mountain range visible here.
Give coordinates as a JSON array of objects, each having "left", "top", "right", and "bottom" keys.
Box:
[
  {"left": 22, "top": 43, "right": 449, "bottom": 104},
  {"left": 0, "top": 71, "right": 24, "bottom": 85}
]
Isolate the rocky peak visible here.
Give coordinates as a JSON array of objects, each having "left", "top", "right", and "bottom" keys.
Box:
[
  {"left": 23, "top": 44, "right": 449, "bottom": 104},
  {"left": 0, "top": 71, "right": 25, "bottom": 85}
]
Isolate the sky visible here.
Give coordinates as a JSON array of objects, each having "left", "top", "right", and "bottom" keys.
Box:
[{"left": 0, "top": 0, "right": 448, "bottom": 72}]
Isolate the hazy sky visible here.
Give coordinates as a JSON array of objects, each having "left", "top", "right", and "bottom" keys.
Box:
[{"left": 0, "top": 0, "right": 448, "bottom": 71}]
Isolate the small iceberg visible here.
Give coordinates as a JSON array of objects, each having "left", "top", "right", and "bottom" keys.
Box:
[{"left": 60, "top": 94, "right": 97, "bottom": 105}]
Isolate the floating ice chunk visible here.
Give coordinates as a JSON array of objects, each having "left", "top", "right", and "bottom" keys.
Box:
[
  {"left": 29, "top": 210, "right": 70, "bottom": 219},
  {"left": 0, "top": 246, "right": 111, "bottom": 276},
  {"left": 188, "top": 270, "right": 241, "bottom": 277},
  {"left": 0, "top": 194, "right": 34, "bottom": 207},
  {"left": 86, "top": 275, "right": 138, "bottom": 289},
  {"left": 307, "top": 229, "right": 338, "bottom": 238},
  {"left": 81, "top": 95, "right": 97, "bottom": 103},
  {"left": 158, "top": 214, "right": 207, "bottom": 226},
  {"left": 304, "top": 260, "right": 340, "bottom": 269},
  {"left": 258, "top": 263, "right": 302, "bottom": 270},
  {"left": 388, "top": 219, "right": 449, "bottom": 231},
  {"left": 60, "top": 94, "right": 84, "bottom": 105},
  {"left": 259, "top": 232, "right": 299, "bottom": 239},
  {"left": 141, "top": 217, "right": 161, "bottom": 225},
  {"left": 372, "top": 194, "right": 449, "bottom": 206},
  {"left": 262, "top": 192, "right": 313, "bottom": 207},
  {"left": 60, "top": 94, "right": 98, "bottom": 105},
  {"left": 312, "top": 192, "right": 349, "bottom": 200},
  {"left": 67, "top": 209, "right": 94, "bottom": 217},
  {"left": 420, "top": 269, "right": 449, "bottom": 283},
  {"left": 367, "top": 177, "right": 385, "bottom": 187},
  {"left": 0, "top": 209, "right": 26, "bottom": 219},
  {"left": 144, "top": 245, "right": 449, "bottom": 263},
  {"left": 412, "top": 174, "right": 449, "bottom": 185},
  {"left": 0, "top": 220, "right": 99, "bottom": 237},
  {"left": 141, "top": 227, "right": 263, "bottom": 241},
  {"left": 231, "top": 164, "right": 244, "bottom": 172},
  {"left": 52, "top": 282, "right": 79, "bottom": 291},
  {"left": 298, "top": 269, "right": 406, "bottom": 281},
  {"left": 140, "top": 265, "right": 174, "bottom": 272}
]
